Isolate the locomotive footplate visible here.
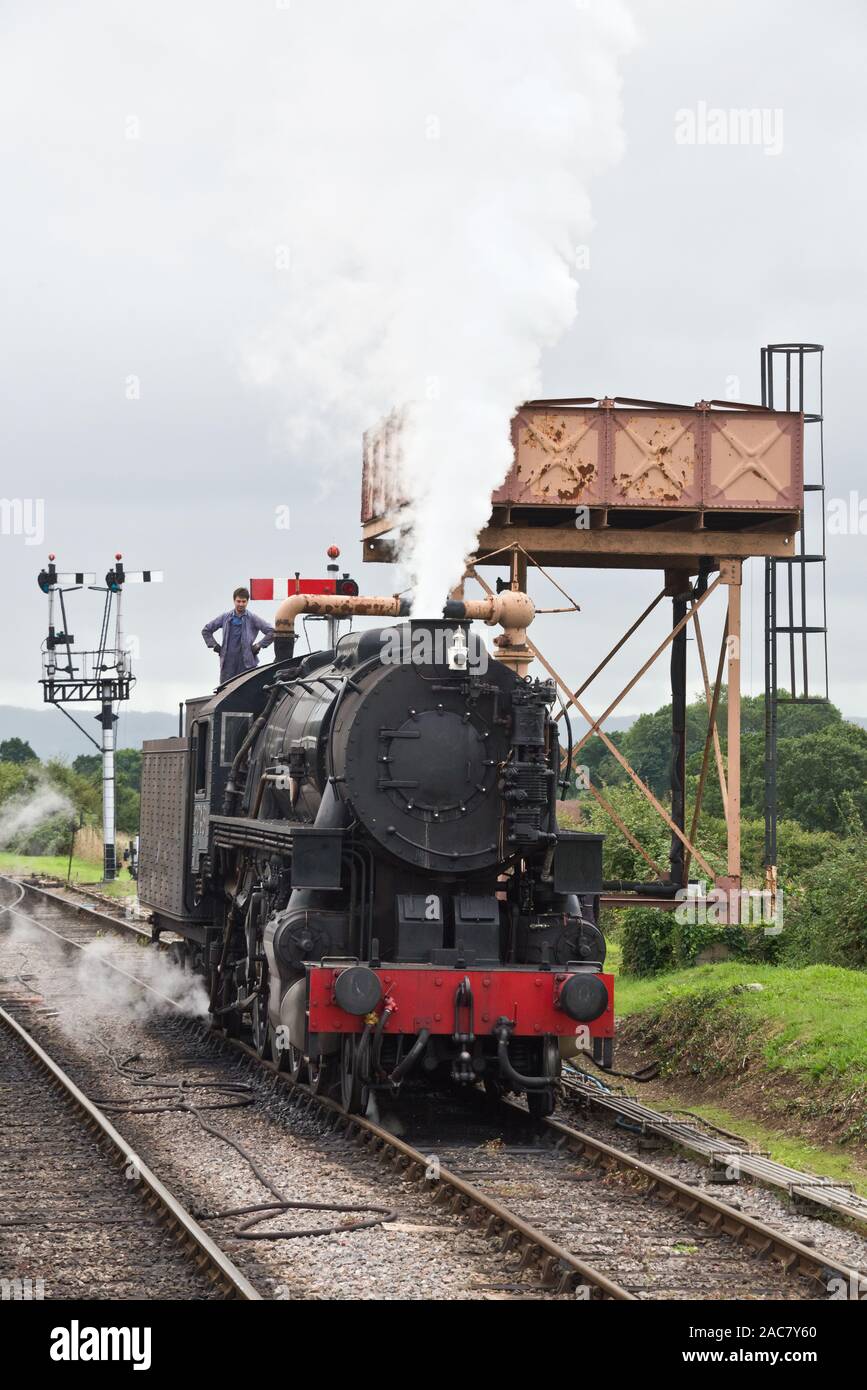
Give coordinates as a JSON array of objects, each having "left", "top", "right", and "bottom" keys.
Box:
[{"left": 306, "top": 964, "right": 614, "bottom": 1039}]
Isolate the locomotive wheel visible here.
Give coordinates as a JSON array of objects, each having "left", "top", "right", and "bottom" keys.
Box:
[
  {"left": 270, "top": 1027, "right": 292, "bottom": 1072},
  {"left": 340, "top": 1032, "right": 370, "bottom": 1114},
  {"left": 526, "top": 1088, "right": 556, "bottom": 1120},
  {"left": 250, "top": 991, "right": 270, "bottom": 1059},
  {"left": 217, "top": 972, "right": 242, "bottom": 1039},
  {"left": 307, "top": 1054, "right": 335, "bottom": 1095},
  {"left": 286, "top": 1044, "right": 307, "bottom": 1083}
]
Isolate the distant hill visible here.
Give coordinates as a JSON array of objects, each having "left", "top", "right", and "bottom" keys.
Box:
[
  {"left": 7, "top": 698, "right": 855, "bottom": 763},
  {"left": 0, "top": 706, "right": 178, "bottom": 760},
  {"left": 0, "top": 702, "right": 635, "bottom": 761}
]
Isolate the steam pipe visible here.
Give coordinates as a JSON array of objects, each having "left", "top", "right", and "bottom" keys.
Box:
[
  {"left": 602, "top": 879, "right": 680, "bottom": 896},
  {"left": 223, "top": 681, "right": 284, "bottom": 815},
  {"left": 442, "top": 590, "right": 534, "bottom": 629},
  {"left": 443, "top": 591, "right": 536, "bottom": 676},
  {"left": 275, "top": 590, "right": 537, "bottom": 673},
  {"left": 274, "top": 594, "right": 410, "bottom": 659}
]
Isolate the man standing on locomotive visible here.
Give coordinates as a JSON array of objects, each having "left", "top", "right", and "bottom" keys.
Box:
[{"left": 201, "top": 587, "right": 275, "bottom": 683}]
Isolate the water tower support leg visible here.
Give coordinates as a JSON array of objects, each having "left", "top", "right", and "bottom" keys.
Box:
[
  {"left": 666, "top": 569, "right": 691, "bottom": 887},
  {"left": 722, "top": 560, "right": 742, "bottom": 892}
]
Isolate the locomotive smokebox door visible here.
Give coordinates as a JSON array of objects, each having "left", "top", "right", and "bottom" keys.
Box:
[{"left": 290, "top": 827, "right": 344, "bottom": 890}]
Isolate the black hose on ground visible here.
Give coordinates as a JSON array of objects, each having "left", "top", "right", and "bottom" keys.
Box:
[{"left": 97, "top": 1042, "right": 397, "bottom": 1239}]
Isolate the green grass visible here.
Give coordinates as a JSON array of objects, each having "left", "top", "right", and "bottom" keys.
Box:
[
  {"left": 0, "top": 852, "right": 137, "bottom": 899},
  {"left": 602, "top": 944, "right": 867, "bottom": 1168},
  {"left": 610, "top": 959, "right": 867, "bottom": 1088}
]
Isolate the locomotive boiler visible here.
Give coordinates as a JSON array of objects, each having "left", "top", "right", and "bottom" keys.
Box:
[{"left": 139, "top": 589, "right": 613, "bottom": 1116}]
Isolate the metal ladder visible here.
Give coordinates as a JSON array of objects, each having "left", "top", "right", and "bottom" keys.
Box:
[{"left": 761, "top": 342, "right": 829, "bottom": 889}]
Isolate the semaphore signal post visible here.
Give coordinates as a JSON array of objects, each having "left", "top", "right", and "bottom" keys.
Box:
[{"left": 37, "top": 553, "right": 162, "bottom": 882}]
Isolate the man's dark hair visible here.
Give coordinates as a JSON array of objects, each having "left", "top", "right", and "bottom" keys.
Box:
[{"left": 233, "top": 586, "right": 250, "bottom": 600}]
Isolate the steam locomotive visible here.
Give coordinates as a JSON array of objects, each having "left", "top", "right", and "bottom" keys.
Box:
[{"left": 139, "top": 597, "right": 613, "bottom": 1116}]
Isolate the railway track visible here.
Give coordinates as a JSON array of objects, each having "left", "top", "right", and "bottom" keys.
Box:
[
  {"left": 559, "top": 1069, "right": 867, "bottom": 1234},
  {"left": 0, "top": 1002, "right": 260, "bottom": 1301},
  {"left": 3, "top": 872, "right": 866, "bottom": 1302},
  {"left": 2, "top": 876, "right": 630, "bottom": 1299}
]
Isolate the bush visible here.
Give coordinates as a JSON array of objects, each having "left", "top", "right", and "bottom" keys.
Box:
[
  {"left": 620, "top": 907, "right": 675, "bottom": 976},
  {"left": 620, "top": 904, "right": 780, "bottom": 977},
  {"left": 781, "top": 834, "right": 867, "bottom": 969},
  {"left": 570, "top": 783, "right": 838, "bottom": 893},
  {"left": 569, "top": 785, "right": 671, "bottom": 883},
  {"left": 671, "top": 918, "right": 778, "bottom": 968},
  {"left": 627, "top": 985, "right": 765, "bottom": 1080},
  {"left": 9, "top": 812, "right": 75, "bottom": 857}
]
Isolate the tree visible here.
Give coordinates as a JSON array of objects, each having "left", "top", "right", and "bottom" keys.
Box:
[
  {"left": 572, "top": 687, "right": 862, "bottom": 839},
  {"left": 773, "top": 723, "right": 867, "bottom": 831},
  {"left": 70, "top": 748, "right": 142, "bottom": 831},
  {"left": 115, "top": 748, "right": 142, "bottom": 792},
  {"left": 0, "top": 737, "right": 38, "bottom": 764},
  {"left": 72, "top": 753, "right": 101, "bottom": 778},
  {"left": 0, "top": 760, "right": 38, "bottom": 806}
]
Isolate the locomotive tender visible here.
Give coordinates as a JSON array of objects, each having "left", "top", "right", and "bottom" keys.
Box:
[{"left": 139, "top": 590, "right": 613, "bottom": 1115}]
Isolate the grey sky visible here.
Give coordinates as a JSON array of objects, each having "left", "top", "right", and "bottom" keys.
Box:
[{"left": 2, "top": 0, "right": 864, "bottom": 739}]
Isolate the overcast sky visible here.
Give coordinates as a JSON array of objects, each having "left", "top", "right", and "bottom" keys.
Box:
[{"left": 2, "top": 0, "right": 865, "bottom": 749}]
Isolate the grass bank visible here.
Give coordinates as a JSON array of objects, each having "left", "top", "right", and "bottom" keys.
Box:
[
  {"left": 605, "top": 955, "right": 867, "bottom": 1158},
  {"left": 0, "top": 852, "right": 137, "bottom": 899}
]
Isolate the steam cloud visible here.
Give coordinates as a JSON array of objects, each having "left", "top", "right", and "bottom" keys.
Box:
[
  {"left": 2, "top": 1, "right": 635, "bottom": 613},
  {"left": 74, "top": 936, "right": 211, "bottom": 1023},
  {"left": 6, "top": 913, "right": 210, "bottom": 1038},
  {"left": 0, "top": 779, "right": 73, "bottom": 849},
  {"left": 239, "top": 0, "right": 636, "bottom": 613}
]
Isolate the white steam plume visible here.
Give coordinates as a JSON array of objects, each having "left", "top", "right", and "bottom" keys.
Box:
[
  {"left": 6, "top": 915, "right": 210, "bottom": 1032},
  {"left": 1, "top": 1, "right": 635, "bottom": 613},
  {"left": 73, "top": 936, "right": 211, "bottom": 1024},
  {"left": 0, "top": 779, "right": 74, "bottom": 849},
  {"left": 239, "top": 1, "right": 636, "bottom": 613}
]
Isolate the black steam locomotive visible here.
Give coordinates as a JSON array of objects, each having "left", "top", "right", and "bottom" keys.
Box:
[{"left": 139, "top": 614, "right": 613, "bottom": 1115}]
